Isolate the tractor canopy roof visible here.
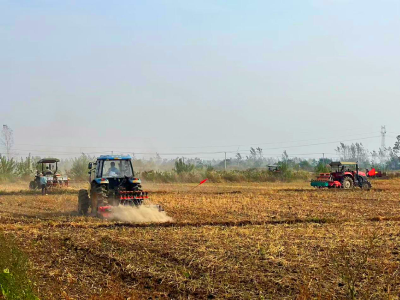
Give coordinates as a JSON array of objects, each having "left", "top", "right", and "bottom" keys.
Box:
[
  {"left": 97, "top": 155, "right": 132, "bottom": 161},
  {"left": 330, "top": 161, "right": 357, "bottom": 167},
  {"left": 38, "top": 158, "right": 60, "bottom": 163}
]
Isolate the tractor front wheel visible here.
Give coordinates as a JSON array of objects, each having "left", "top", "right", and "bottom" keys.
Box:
[
  {"left": 78, "top": 189, "right": 90, "bottom": 215},
  {"left": 361, "top": 181, "right": 372, "bottom": 190},
  {"left": 342, "top": 177, "right": 354, "bottom": 189}
]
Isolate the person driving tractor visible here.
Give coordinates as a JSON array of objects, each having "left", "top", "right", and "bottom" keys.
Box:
[{"left": 107, "top": 162, "right": 120, "bottom": 175}]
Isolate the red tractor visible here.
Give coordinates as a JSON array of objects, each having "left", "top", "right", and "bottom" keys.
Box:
[{"left": 311, "top": 161, "right": 371, "bottom": 190}]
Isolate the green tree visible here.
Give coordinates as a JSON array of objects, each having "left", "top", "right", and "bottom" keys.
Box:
[
  {"left": 335, "top": 143, "right": 370, "bottom": 168},
  {"left": 70, "top": 154, "right": 92, "bottom": 180},
  {"left": 299, "top": 160, "right": 313, "bottom": 171},
  {"left": 15, "top": 156, "right": 33, "bottom": 180},
  {"left": 174, "top": 158, "right": 194, "bottom": 174},
  {"left": 0, "top": 155, "right": 16, "bottom": 181}
]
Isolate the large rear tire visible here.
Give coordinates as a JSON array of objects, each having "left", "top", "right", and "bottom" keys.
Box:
[
  {"left": 342, "top": 177, "right": 354, "bottom": 189},
  {"left": 90, "top": 185, "right": 108, "bottom": 217},
  {"left": 78, "top": 189, "right": 90, "bottom": 216}
]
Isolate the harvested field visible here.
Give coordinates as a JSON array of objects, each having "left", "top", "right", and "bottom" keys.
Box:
[{"left": 1, "top": 179, "right": 400, "bottom": 299}]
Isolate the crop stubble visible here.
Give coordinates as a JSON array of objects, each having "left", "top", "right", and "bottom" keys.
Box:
[{"left": 0, "top": 179, "right": 399, "bottom": 299}]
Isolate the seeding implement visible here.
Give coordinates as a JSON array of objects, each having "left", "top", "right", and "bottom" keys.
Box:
[
  {"left": 29, "top": 158, "right": 69, "bottom": 190},
  {"left": 367, "top": 168, "right": 386, "bottom": 178},
  {"left": 311, "top": 161, "right": 371, "bottom": 190},
  {"left": 77, "top": 155, "right": 162, "bottom": 217}
]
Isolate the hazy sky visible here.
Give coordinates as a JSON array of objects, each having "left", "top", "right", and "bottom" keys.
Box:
[{"left": 1, "top": 0, "right": 399, "bottom": 160}]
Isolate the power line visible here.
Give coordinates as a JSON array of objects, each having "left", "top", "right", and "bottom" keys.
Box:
[
  {"left": 8, "top": 135, "right": 379, "bottom": 158},
  {"left": 25, "top": 136, "right": 381, "bottom": 155},
  {"left": 230, "top": 135, "right": 381, "bottom": 152},
  {"left": 169, "top": 131, "right": 381, "bottom": 149},
  {"left": 11, "top": 131, "right": 380, "bottom": 151}
]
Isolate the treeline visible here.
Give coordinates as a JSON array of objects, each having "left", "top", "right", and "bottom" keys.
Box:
[
  {"left": 0, "top": 155, "right": 33, "bottom": 181},
  {"left": 0, "top": 153, "right": 317, "bottom": 183},
  {"left": 138, "top": 158, "right": 311, "bottom": 183},
  {"left": 0, "top": 155, "right": 96, "bottom": 182},
  {"left": 1, "top": 140, "right": 400, "bottom": 183},
  {"left": 335, "top": 142, "right": 400, "bottom": 169}
]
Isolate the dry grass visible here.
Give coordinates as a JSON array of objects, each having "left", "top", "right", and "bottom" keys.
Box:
[{"left": 0, "top": 179, "right": 400, "bottom": 299}]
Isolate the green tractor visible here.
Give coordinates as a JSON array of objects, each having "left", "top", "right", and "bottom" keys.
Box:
[{"left": 78, "top": 155, "right": 161, "bottom": 217}]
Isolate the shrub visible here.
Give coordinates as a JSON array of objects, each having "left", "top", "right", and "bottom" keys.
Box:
[
  {"left": 15, "top": 157, "right": 33, "bottom": 181},
  {"left": 0, "top": 234, "right": 38, "bottom": 299},
  {"left": 315, "top": 162, "right": 330, "bottom": 174},
  {"left": 174, "top": 158, "right": 195, "bottom": 174},
  {"left": 0, "top": 156, "right": 16, "bottom": 182},
  {"left": 70, "top": 154, "right": 93, "bottom": 180},
  {"left": 139, "top": 168, "right": 311, "bottom": 183}
]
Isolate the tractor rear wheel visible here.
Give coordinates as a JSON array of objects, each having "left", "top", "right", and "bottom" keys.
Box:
[
  {"left": 78, "top": 189, "right": 90, "bottom": 215},
  {"left": 90, "top": 185, "right": 108, "bottom": 216},
  {"left": 342, "top": 177, "right": 354, "bottom": 189}
]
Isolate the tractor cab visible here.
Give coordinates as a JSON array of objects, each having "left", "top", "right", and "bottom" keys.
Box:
[
  {"left": 89, "top": 156, "right": 136, "bottom": 190},
  {"left": 38, "top": 158, "right": 59, "bottom": 175},
  {"left": 330, "top": 161, "right": 368, "bottom": 189},
  {"left": 329, "top": 161, "right": 366, "bottom": 181}
]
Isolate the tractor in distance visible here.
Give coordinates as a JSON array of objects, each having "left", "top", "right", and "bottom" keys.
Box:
[
  {"left": 311, "top": 161, "right": 372, "bottom": 190},
  {"left": 267, "top": 165, "right": 281, "bottom": 173},
  {"left": 29, "top": 158, "right": 69, "bottom": 190},
  {"left": 78, "top": 155, "right": 162, "bottom": 217}
]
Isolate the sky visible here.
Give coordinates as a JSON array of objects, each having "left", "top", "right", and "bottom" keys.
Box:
[{"left": 0, "top": 0, "right": 399, "bottom": 161}]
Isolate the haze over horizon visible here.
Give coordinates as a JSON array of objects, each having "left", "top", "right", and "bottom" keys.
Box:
[{"left": 1, "top": 0, "right": 399, "bottom": 160}]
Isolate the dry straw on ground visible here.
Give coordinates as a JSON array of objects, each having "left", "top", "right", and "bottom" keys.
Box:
[{"left": 0, "top": 179, "right": 399, "bottom": 299}]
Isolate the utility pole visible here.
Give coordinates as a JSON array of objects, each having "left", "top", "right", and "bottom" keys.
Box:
[
  {"left": 224, "top": 152, "right": 227, "bottom": 171},
  {"left": 323, "top": 153, "right": 325, "bottom": 165},
  {"left": 381, "top": 125, "right": 386, "bottom": 150},
  {"left": 380, "top": 125, "right": 387, "bottom": 165}
]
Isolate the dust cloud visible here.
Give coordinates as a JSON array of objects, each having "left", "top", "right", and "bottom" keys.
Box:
[{"left": 110, "top": 205, "right": 173, "bottom": 223}]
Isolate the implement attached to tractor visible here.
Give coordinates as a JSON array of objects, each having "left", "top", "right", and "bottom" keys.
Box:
[
  {"left": 311, "top": 161, "right": 371, "bottom": 190},
  {"left": 78, "top": 155, "right": 162, "bottom": 218}
]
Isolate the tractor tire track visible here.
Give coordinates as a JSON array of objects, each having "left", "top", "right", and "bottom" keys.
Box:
[
  {"left": 3, "top": 216, "right": 400, "bottom": 232},
  {"left": 35, "top": 217, "right": 336, "bottom": 230},
  {"left": 61, "top": 237, "right": 205, "bottom": 299}
]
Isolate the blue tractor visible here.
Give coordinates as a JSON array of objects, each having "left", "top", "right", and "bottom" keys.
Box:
[{"left": 77, "top": 155, "right": 160, "bottom": 217}]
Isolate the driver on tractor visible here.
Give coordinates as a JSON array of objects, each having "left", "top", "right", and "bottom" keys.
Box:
[{"left": 107, "top": 162, "right": 120, "bottom": 176}]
